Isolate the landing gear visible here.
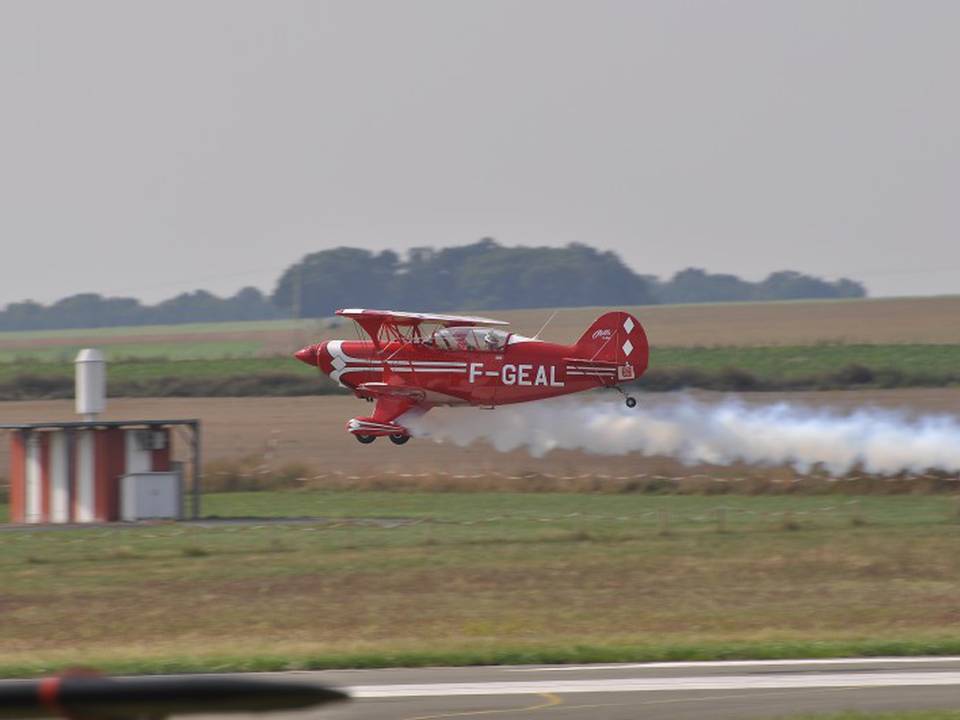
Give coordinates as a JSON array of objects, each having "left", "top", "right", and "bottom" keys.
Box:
[
  {"left": 610, "top": 384, "right": 639, "bottom": 409},
  {"left": 354, "top": 434, "right": 376, "bottom": 444},
  {"left": 389, "top": 434, "right": 410, "bottom": 446}
]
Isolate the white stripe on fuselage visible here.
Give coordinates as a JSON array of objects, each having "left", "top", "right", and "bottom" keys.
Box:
[
  {"left": 385, "top": 360, "right": 468, "bottom": 367},
  {"left": 327, "top": 341, "right": 472, "bottom": 385},
  {"left": 392, "top": 368, "right": 467, "bottom": 373},
  {"left": 410, "top": 361, "right": 468, "bottom": 367}
]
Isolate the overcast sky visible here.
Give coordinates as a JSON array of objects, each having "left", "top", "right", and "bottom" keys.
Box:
[{"left": 1, "top": 0, "right": 957, "bottom": 306}]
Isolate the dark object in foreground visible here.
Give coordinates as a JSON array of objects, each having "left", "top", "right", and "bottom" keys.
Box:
[{"left": 0, "top": 674, "right": 349, "bottom": 718}]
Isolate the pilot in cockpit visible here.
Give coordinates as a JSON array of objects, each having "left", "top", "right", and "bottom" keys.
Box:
[
  {"left": 426, "top": 327, "right": 507, "bottom": 352},
  {"left": 483, "top": 330, "right": 502, "bottom": 351}
]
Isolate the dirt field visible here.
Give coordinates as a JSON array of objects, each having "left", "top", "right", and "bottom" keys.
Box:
[
  {"left": 501, "top": 296, "right": 960, "bottom": 347},
  {"left": 0, "top": 329, "right": 310, "bottom": 356},
  {"left": 1, "top": 296, "right": 958, "bottom": 354},
  {"left": 2, "top": 388, "right": 958, "bottom": 482}
]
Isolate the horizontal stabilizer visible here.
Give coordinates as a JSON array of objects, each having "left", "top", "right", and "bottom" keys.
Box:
[
  {"left": 563, "top": 358, "right": 618, "bottom": 369},
  {"left": 563, "top": 357, "right": 620, "bottom": 381}
]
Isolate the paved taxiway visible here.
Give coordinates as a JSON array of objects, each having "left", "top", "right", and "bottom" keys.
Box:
[
  {"left": 6, "top": 658, "right": 960, "bottom": 719},
  {"left": 230, "top": 657, "right": 960, "bottom": 719}
]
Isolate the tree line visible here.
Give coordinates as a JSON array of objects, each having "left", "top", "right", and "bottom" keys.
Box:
[{"left": 0, "top": 239, "right": 865, "bottom": 331}]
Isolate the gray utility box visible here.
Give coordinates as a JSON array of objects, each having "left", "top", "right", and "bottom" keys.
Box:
[{"left": 121, "top": 472, "right": 182, "bottom": 521}]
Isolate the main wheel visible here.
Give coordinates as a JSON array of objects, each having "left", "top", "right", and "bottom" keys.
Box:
[
  {"left": 389, "top": 433, "right": 410, "bottom": 445},
  {"left": 354, "top": 434, "right": 376, "bottom": 444},
  {"left": 625, "top": 396, "right": 637, "bottom": 409}
]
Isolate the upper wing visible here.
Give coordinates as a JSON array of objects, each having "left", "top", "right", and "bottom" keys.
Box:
[
  {"left": 337, "top": 308, "right": 509, "bottom": 328},
  {"left": 337, "top": 308, "right": 509, "bottom": 347}
]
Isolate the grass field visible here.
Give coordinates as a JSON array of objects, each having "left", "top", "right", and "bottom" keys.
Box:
[
  {"left": 1, "top": 343, "right": 959, "bottom": 400},
  {"left": 1, "top": 491, "right": 960, "bottom": 675},
  {"left": 1, "top": 297, "right": 958, "bottom": 398},
  {"left": 652, "top": 344, "right": 960, "bottom": 379}
]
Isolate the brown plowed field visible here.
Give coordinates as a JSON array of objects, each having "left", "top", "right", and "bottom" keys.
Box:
[
  {"left": 2, "top": 389, "right": 957, "bottom": 483},
  {"left": 0, "top": 329, "right": 304, "bottom": 351},
  {"left": 503, "top": 296, "right": 960, "bottom": 346}
]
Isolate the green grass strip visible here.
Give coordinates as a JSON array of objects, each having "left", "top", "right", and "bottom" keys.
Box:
[
  {"left": 775, "top": 712, "right": 960, "bottom": 719},
  {"left": 652, "top": 344, "right": 960, "bottom": 379},
  {"left": 4, "top": 638, "right": 960, "bottom": 679}
]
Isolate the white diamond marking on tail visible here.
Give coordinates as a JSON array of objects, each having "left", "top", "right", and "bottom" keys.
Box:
[
  {"left": 623, "top": 317, "right": 635, "bottom": 334},
  {"left": 622, "top": 339, "right": 634, "bottom": 356}
]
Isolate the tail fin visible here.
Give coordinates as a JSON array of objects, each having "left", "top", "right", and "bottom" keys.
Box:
[{"left": 574, "top": 311, "right": 649, "bottom": 381}]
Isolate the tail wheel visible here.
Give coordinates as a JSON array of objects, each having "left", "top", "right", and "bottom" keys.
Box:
[
  {"left": 389, "top": 433, "right": 410, "bottom": 446},
  {"left": 354, "top": 434, "right": 376, "bottom": 444},
  {"left": 625, "top": 396, "right": 637, "bottom": 409}
]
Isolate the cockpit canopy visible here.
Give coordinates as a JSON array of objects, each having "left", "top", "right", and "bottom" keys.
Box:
[{"left": 427, "top": 326, "right": 509, "bottom": 352}]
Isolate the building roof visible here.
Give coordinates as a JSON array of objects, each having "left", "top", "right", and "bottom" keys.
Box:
[{"left": 0, "top": 419, "right": 199, "bottom": 431}]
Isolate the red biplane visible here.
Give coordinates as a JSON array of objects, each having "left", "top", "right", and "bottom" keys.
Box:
[{"left": 294, "top": 309, "right": 649, "bottom": 444}]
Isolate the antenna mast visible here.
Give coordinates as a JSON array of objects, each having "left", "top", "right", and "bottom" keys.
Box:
[{"left": 532, "top": 310, "right": 559, "bottom": 340}]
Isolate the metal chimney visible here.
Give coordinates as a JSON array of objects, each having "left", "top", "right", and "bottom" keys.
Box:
[{"left": 75, "top": 348, "right": 106, "bottom": 421}]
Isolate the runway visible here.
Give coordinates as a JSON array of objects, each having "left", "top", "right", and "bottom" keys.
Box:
[{"left": 262, "top": 657, "right": 960, "bottom": 719}]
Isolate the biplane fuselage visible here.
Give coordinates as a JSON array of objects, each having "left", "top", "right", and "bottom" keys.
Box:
[{"left": 295, "top": 309, "right": 649, "bottom": 444}]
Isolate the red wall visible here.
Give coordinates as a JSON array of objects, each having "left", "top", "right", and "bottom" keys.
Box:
[
  {"left": 94, "top": 428, "right": 125, "bottom": 522},
  {"left": 9, "top": 432, "right": 26, "bottom": 524}
]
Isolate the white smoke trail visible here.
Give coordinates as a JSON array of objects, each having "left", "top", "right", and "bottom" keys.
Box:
[{"left": 402, "top": 395, "right": 960, "bottom": 476}]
